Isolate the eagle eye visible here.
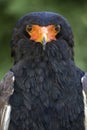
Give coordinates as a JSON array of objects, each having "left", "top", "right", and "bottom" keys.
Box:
[
  {"left": 26, "top": 25, "right": 32, "bottom": 32},
  {"left": 55, "top": 25, "right": 61, "bottom": 32}
]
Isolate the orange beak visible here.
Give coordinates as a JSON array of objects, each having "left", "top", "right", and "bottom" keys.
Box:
[{"left": 26, "top": 25, "right": 60, "bottom": 49}]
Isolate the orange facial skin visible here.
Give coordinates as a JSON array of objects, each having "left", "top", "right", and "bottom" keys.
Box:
[{"left": 26, "top": 25, "right": 60, "bottom": 44}]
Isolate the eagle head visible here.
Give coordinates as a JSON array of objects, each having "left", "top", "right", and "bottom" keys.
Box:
[{"left": 11, "top": 12, "right": 74, "bottom": 64}]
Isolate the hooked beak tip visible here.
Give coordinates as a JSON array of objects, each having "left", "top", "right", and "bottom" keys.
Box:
[{"left": 42, "top": 37, "right": 47, "bottom": 50}]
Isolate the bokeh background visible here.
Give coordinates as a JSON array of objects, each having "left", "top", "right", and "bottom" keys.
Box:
[{"left": 0, "top": 0, "right": 87, "bottom": 79}]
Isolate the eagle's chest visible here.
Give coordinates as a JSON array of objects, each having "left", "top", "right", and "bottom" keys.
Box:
[
  {"left": 9, "top": 60, "right": 85, "bottom": 130},
  {"left": 16, "top": 61, "right": 61, "bottom": 107},
  {"left": 13, "top": 60, "right": 83, "bottom": 107}
]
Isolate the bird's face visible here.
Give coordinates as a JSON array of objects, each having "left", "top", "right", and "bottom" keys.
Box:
[
  {"left": 11, "top": 12, "right": 74, "bottom": 63},
  {"left": 26, "top": 24, "right": 60, "bottom": 50}
]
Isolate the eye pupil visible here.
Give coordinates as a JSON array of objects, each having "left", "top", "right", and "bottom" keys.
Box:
[
  {"left": 26, "top": 25, "right": 32, "bottom": 32},
  {"left": 55, "top": 25, "right": 60, "bottom": 31}
]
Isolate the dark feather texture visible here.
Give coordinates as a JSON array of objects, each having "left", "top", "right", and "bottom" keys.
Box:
[{"left": 9, "top": 12, "right": 85, "bottom": 130}]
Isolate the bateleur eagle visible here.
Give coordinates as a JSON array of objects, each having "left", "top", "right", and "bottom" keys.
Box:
[{"left": 1, "top": 12, "right": 87, "bottom": 130}]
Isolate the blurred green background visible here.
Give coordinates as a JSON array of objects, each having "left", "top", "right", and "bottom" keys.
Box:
[{"left": 0, "top": 0, "right": 87, "bottom": 79}]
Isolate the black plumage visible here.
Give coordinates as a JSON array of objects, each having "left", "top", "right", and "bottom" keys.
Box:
[{"left": 8, "top": 12, "right": 86, "bottom": 130}]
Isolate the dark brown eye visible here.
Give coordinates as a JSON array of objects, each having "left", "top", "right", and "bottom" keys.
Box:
[
  {"left": 55, "top": 25, "right": 61, "bottom": 32},
  {"left": 26, "top": 25, "right": 32, "bottom": 32}
]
